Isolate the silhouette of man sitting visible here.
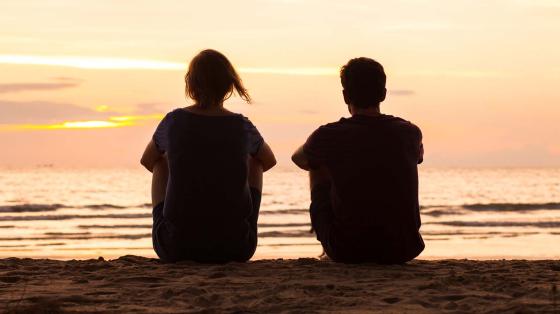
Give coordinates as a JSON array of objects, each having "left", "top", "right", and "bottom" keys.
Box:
[{"left": 292, "top": 57, "right": 424, "bottom": 264}]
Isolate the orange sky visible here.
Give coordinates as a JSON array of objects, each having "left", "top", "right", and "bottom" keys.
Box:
[{"left": 1, "top": 0, "right": 559, "bottom": 167}]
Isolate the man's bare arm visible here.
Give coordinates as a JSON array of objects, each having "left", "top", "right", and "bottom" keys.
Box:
[
  {"left": 291, "top": 145, "right": 311, "bottom": 171},
  {"left": 418, "top": 142, "right": 424, "bottom": 164}
]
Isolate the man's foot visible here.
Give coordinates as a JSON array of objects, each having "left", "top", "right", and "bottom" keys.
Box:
[{"left": 319, "top": 250, "right": 331, "bottom": 261}]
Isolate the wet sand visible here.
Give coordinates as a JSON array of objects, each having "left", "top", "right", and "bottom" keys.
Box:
[{"left": 1, "top": 256, "right": 559, "bottom": 313}]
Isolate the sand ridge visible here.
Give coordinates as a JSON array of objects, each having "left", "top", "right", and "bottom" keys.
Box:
[{"left": 1, "top": 256, "right": 559, "bottom": 313}]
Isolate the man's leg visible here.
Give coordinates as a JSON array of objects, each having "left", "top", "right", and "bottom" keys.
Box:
[
  {"left": 151, "top": 157, "right": 168, "bottom": 207},
  {"left": 235, "top": 157, "right": 263, "bottom": 262},
  {"left": 309, "top": 166, "right": 329, "bottom": 191},
  {"left": 151, "top": 157, "right": 176, "bottom": 261},
  {"left": 309, "top": 167, "right": 333, "bottom": 244}
]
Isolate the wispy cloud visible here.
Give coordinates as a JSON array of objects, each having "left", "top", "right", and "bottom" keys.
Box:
[
  {"left": 389, "top": 89, "right": 415, "bottom": 96},
  {"left": 297, "top": 109, "right": 319, "bottom": 115},
  {"left": 400, "top": 70, "right": 504, "bottom": 78},
  {"left": 18, "top": 55, "right": 490, "bottom": 79},
  {"left": 240, "top": 67, "right": 337, "bottom": 76},
  {"left": 0, "top": 78, "right": 81, "bottom": 94},
  {"left": 0, "top": 100, "right": 108, "bottom": 124},
  {"left": 0, "top": 100, "right": 163, "bottom": 131},
  {"left": 0, "top": 55, "right": 338, "bottom": 76},
  {"left": 0, "top": 55, "right": 183, "bottom": 70},
  {"left": 133, "top": 103, "right": 169, "bottom": 114}
]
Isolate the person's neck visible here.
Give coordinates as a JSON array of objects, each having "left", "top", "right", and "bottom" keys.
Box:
[
  {"left": 193, "top": 102, "right": 225, "bottom": 111},
  {"left": 349, "top": 105, "right": 381, "bottom": 117}
]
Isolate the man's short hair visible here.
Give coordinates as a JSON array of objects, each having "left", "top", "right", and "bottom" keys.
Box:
[{"left": 340, "top": 57, "right": 386, "bottom": 108}]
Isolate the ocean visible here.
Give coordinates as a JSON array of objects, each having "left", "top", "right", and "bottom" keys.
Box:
[{"left": 1, "top": 166, "right": 559, "bottom": 260}]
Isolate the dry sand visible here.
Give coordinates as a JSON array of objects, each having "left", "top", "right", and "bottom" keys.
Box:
[{"left": 1, "top": 256, "right": 559, "bottom": 313}]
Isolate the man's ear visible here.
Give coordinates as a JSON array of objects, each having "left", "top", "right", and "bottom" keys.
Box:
[
  {"left": 342, "top": 89, "right": 351, "bottom": 105},
  {"left": 379, "top": 87, "right": 387, "bottom": 102}
]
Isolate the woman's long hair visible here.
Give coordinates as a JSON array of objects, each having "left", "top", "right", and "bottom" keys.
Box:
[{"left": 185, "top": 49, "right": 251, "bottom": 106}]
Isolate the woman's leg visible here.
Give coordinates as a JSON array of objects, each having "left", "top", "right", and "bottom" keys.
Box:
[
  {"left": 151, "top": 157, "right": 168, "bottom": 207},
  {"left": 247, "top": 156, "right": 263, "bottom": 228},
  {"left": 239, "top": 157, "right": 263, "bottom": 261},
  {"left": 151, "top": 156, "right": 176, "bottom": 262}
]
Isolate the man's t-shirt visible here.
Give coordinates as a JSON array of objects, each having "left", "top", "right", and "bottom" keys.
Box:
[{"left": 303, "top": 114, "right": 424, "bottom": 262}]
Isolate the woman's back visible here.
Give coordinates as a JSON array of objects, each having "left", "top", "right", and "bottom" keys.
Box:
[
  {"left": 160, "top": 109, "right": 253, "bottom": 243},
  {"left": 141, "top": 49, "right": 276, "bottom": 263}
]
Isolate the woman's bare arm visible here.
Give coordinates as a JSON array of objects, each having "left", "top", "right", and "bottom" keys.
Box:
[
  {"left": 254, "top": 141, "right": 276, "bottom": 172},
  {"left": 140, "top": 139, "right": 164, "bottom": 172}
]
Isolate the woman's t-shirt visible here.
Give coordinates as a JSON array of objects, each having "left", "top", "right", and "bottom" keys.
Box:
[
  {"left": 153, "top": 109, "right": 263, "bottom": 156},
  {"left": 151, "top": 108, "right": 264, "bottom": 246}
]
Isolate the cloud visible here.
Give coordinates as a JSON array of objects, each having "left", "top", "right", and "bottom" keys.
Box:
[
  {"left": 0, "top": 100, "right": 163, "bottom": 131},
  {"left": 239, "top": 67, "right": 337, "bottom": 76},
  {"left": 0, "top": 55, "right": 338, "bottom": 76},
  {"left": 0, "top": 77, "right": 81, "bottom": 94},
  {"left": 0, "top": 82, "right": 78, "bottom": 94},
  {"left": 0, "top": 55, "right": 183, "bottom": 70},
  {"left": 0, "top": 100, "right": 111, "bottom": 124},
  {"left": 401, "top": 70, "right": 503, "bottom": 78},
  {"left": 297, "top": 109, "right": 319, "bottom": 115},
  {"left": 50, "top": 77, "right": 81, "bottom": 82},
  {"left": 133, "top": 103, "right": 168, "bottom": 114},
  {"left": 389, "top": 89, "right": 415, "bottom": 96}
]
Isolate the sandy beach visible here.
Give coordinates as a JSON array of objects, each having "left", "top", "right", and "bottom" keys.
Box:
[{"left": 0, "top": 256, "right": 558, "bottom": 313}]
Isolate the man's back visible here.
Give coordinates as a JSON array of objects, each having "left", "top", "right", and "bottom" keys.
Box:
[{"left": 303, "top": 114, "right": 424, "bottom": 263}]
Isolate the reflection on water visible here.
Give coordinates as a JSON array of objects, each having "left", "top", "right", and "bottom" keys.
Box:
[{"left": 0, "top": 167, "right": 559, "bottom": 260}]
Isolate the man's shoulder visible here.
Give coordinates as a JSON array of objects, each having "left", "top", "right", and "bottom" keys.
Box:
[
  {"left": 385, "top": 115, "right": 422, "bottom": 135},
  {"left": 314, "top": 117, "right": 353, "bottom": 131},
  {"left": 308, "top": 118, "right": 346, "bottom": 135},
  {"left": 304, "top": 118, "right": 349, "bottom": 148},
  {"left": 310, "top": 115, "right": 421, "bottom": 137}
]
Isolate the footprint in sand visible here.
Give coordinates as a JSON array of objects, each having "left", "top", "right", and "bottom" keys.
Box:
[
  {"left": 382, "top": 297, "right": 401, "bottom": 304},
  {"left": 444, "top": 301, "right": 458, "bottom": 310},
  {"left": 161, "top": 289, "right": 175, "bottom": 300},
  {"left": 208, "top": 272, "right": 227, "bottom": 279},
  {"left": 0, "top": 276, "right": 21, "bottom": 283}
]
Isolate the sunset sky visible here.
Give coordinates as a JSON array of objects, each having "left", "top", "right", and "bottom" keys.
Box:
[{"left": 1, "top": 0, "right": 559, "bottom": 167}]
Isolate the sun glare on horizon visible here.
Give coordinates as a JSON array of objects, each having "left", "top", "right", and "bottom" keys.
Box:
[{"left": 0, "top": 114, "right": 165, "bottom": 131}]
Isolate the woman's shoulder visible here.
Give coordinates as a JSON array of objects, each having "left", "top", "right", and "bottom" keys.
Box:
[
  {"left": 238, "top": 114, "right": 259, "bottom": 128},
  {"left": 160, "top": 108, "right": 184, "bottom": 119}
]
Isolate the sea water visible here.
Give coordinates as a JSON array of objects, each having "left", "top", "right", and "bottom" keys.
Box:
[{"left": 1, "top": 166, "right": 559, "bottom": 260}]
